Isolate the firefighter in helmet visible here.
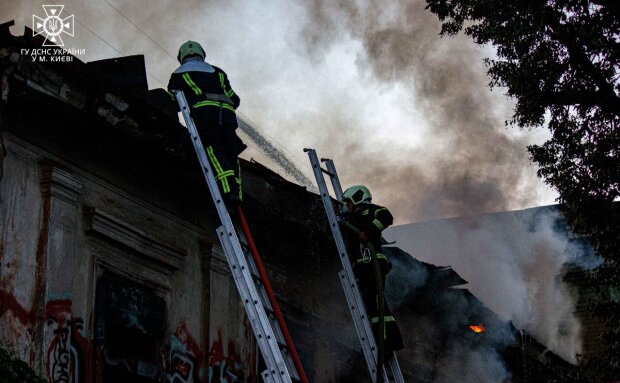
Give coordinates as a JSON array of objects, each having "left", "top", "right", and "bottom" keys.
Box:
[
  {"left": 340, "top": 185, "right": 405, "bottom": 354},
  {"left": 168, "top": 41, "right": 246, "bottom": 209}
]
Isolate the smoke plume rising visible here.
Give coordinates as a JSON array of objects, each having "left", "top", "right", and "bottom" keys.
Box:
[
  {"left": 383, "top": 246, "right": 516, "bottom": 382},
  {"left": 2, "top": 0, "right": 553, "bottom": 223},
  {"left": 425, "top": 291, "right": 514, "bottom": 383},
  {"left": 386, "top": 206, "right": 602, "bottom": 364},
  {"left": 296, "top": 0, "right": 543, "bottom": 222}
]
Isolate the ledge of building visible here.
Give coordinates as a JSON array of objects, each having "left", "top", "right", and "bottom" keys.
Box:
[{"left": 85, "top": 207, "right": 187, "bottom": 273}]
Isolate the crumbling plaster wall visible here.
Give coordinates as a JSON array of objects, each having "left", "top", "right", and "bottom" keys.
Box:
[
  {"left": 0, "top": 33, "right": 368, "bottom": 381},
  {"left": 0, "top": 131, "right": 43, "bottom": 361},
  {"left": 0, "top": 31, "right": 264, "bottom": 380},
  {"left": 0, "top": 127, "right": 254, "bottom": 382}
]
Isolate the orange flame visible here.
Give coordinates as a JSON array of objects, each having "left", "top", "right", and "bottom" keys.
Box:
[{"left": 469, "top": 324, "right": 486, "bottom": 333}]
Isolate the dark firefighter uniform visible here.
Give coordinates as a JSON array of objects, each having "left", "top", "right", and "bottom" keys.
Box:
[
  {"left": 341, "top": 203, "right": 405, "bottom": 353},
  {"left": 168, "top": 58, "right": 245, "bottom": 205}
]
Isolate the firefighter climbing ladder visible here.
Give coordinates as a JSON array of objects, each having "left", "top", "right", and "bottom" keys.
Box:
[
  {"left": 305, "top": 148, "right": 405, "bottom": 383},
  {"left": 174, "top": 90, "right": 308, "bottom": 383}
]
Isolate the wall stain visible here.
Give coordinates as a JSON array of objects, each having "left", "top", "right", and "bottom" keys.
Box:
[
  {"left": 32, "top": 184, "right": 51, "bottom": 365},
  {"left": 0, "top": 289, "right": 32, "bottom": 326}
]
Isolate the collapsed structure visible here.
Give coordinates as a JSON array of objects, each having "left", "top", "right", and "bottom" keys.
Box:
[{"left": 0, "top": 23, "right": 589, "bottom": 382}]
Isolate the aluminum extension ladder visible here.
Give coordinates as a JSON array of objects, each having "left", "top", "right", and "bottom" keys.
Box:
[
  {"left": 305, "top": 148, "right": 405, "bottom": 383},
  {"left": 174, "top": 90, "right": 307, "bottom": 383}
]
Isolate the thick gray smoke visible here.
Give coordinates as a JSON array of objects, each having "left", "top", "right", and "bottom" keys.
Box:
[
  {"left": 386, "top": 207, "right": 603, "bottom": 364},
  {"left": 426, "top": 291, "right": 514, "bottom": 383},
  {"left": 3, "top": 0, "right": 548, "bottom": 223},
  {"left": 384, "top": 250, "right": 429, "bottom": 309},
  {"left": 297, "top": 0, "right": 540, "bottom": 222},
  {"left": 383, "top": 246, "right": 515, "bottom": 382}
]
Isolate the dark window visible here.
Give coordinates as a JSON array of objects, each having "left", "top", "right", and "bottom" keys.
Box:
[{"left": 95, "top": 272, "right": 166, "bottom": 383}]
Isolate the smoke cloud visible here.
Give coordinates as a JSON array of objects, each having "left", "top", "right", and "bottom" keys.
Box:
[
  {"left": 386, "top": 206, "right": 602, "bottom": 364},
  {"left": 427, "top": 291, "right": 514, "bottom": 383},
  {"left": 295, "top": 0, "right": 544, "bottom": 222},
  {"left": 3, "top": 0, "right": 552, "bottom": 223},
  {"left": 383, "top": 246, "right": 515, "bottom": 382},
  {"left": 433, "top": 344, "right": 512, "bottom": 383}
]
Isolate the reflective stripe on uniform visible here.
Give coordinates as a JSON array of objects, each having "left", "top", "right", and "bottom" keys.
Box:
[
  {"left": 373, "top": 218, "right": 385, "bottom": 230},
  {"left": 193, "top": 100, "right": 236, "bottom": 112},
  {"left": 353, "top": 252, "right": 387, "bottom": 266},
  {"left": 375, "top": 208, "right": 389, "bottom": 215},
  {"left": 371, "top": 315, "right": 395, "bottom": 339},
  {"left": 217, "top": 170, "right": 235, "bottom": 180},
  {"left": 371, "top": 315, "right": 396, "bottom": 324},
  {"left": 218, "top": 72, "right": 225, "bottom": 88},
  {"left": 182, "top": 73, "right": 202, "bottom": 95},
  {"left": 373, "top": 208, "right": 389, "bottom": 229},
  {"left": 207, "top": 146, "right": 231, "bottom": 194},
  {"left": 219, "top": 72, "right": 235, "bottom": 98},
  {"left": 237, "top": 160, "right": 243, "bottom": 201}
]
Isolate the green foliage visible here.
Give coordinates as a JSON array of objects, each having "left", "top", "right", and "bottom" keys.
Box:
[
  {"left": 424, "top": 0, "right": 619, "bottom": 381},
  {"left": 0, "top": 347, "right": 46, "bottom": 383}
]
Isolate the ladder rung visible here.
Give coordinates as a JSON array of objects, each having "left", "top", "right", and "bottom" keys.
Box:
[
  {"left": 247, "top": 260, "right": 262, "bottom": 280},
  {"left": 256, "top": 285, "right": 274, "bottom": 312},
  {"left": 276, "top": 338, "right": 288, "bottom": 350},
  {"left": 320, "top": 167, "right": 336, "bottom": 177},
  {"left": 262, "top": 303, "right": 275, "bottom": 316},
  {"left": 269, "top": 315, "right": 286, "bottom": 344},
  {"left": 251, "top": 272, "right": 263, "bottom": 282},
  {"left": 281, "top": 349, "right": 301, "bottom": 381}
]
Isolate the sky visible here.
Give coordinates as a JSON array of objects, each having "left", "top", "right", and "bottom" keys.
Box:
[{"left": 2, "top": 0, "right": 558, "bottom": 224}]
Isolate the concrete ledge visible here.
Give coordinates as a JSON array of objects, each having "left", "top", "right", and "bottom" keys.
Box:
[
  {"left": 41, "top": 164, "right": 83, "bottom": 205},
  {"left": 85, "top": 207, "right": 186, "bottom": 272}
]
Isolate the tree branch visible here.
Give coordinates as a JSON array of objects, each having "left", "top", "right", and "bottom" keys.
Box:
[
  {"left": 542, "top": 7, "right": 620, "bottom": 116},
  {"left": 590, "top": 0, "right": 620, "bottom": 13},
  {"left": 540, "top": 90, "right": 620, "bottom": 112}
]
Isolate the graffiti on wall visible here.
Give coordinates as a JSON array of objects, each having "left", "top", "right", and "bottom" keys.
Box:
[
  {"left": 208, "top": 330, "right": 245, "bottom": 383},
  {"left": 168, "top": 322, "right": 205, "bottom": 383},
  {"left": 169, "top": 348, "right": 197, "bottom": 383},
  {"left": 45, "top": 299, "right": 88, "bottom": 383}
]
